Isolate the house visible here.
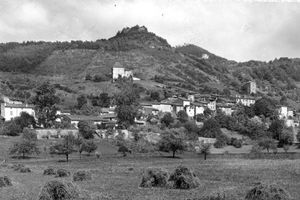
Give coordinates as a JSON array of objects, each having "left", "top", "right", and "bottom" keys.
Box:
[
  {"left": 65, "top": 113, "right": 117, "bottom": 128},
  {"left": 235, "top": 95, "right": 256, "bottom": 107},
  {"left": 278, "top": 106, "right": 294, "bottom": 120},
  {"left": 0, "top": 102, "right": 35, "bottom": 121},
  {"left": 243, "top": 81, "right": 256, "bottom": 94},
  {"left": 218, "top": 104, "right": 234, "bottom": 116}
]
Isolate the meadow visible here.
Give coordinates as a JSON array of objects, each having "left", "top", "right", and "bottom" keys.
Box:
[{"left": 1, "top": 148, "right": 300, "bottom": 200}]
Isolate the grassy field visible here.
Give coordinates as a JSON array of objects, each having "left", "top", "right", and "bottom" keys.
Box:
[
  {"left": 0, "top": 137, "right": 300, "bottom": 199},
  {"left": 1, "top": 154, "right": 300, "bottom": 200}
]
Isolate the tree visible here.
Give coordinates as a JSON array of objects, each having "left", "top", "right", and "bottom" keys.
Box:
[
  {"left": 79, "top": 140, "right": 98, "bottom": 156},
  {"left": 198, "top": 143, "right": 211, "bottom": 160},
  {"left": 199, "top": 118, "right": 222, "bottom": 138},
  {"left": 253, "top": 97, "right": 277, "bottom": 118},
  {"left": 150, "top": 91, "right": 160, "bottom": 101},
  {"left": 78, "top": 121, "right": 95, "bottom": 139},
  {"left": 268, "top": 119, "right": 285, "bottom": 140},
  {"left": 22, "top": 128, "right": 37, "bottom": 141},
  {"left": 98, "top": 92, "right": 111, "bottom": 107},
  {"left": 258, "top": 138, "right": 277, "bottom": 153},
  {"left": 278, "top": 129, "right": 294, "bottom": 147},
  {"left": 297, "top": 130, "right": 300, "bottom": 144},
  {"left": 14, "top": 112, "right": 36, "bottom": 129},
  {"left": 204, "top": 108, "right": 213, "bottom": 118},
  {"left": 158, "top": 131, "right": 186, "bottom": 158},
  {"left": 9, "top": 139, "right": 40, "bottom": 159},
  {"left": 77, "top": 94, "right": 87, "bottom": 109},
  {"left": 50, "top": 134, "right": 75, "bottom": 162},
  {"left": 160, "top": 113, "right": 174, "bottom": 127},
  {"left": 177, "top": 110, "right": 189, "bottom": 123},
  {"left": 114, "top": 85, "right": 139, "bottom": 128},
  {"left": 2, "top": 120, "right": 22, "bottom": 136},
  {"left": 32, "top": 82, "right": 60, "bottom": 128}
]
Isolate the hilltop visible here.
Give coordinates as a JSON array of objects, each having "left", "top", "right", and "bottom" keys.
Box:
[{"left": 0, "top": 25, "right": 299, "bottom": 110}]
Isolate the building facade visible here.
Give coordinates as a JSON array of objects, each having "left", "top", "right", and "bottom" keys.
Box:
[{"left": 0, "top": 102, "right": 35, "bottom": 121}]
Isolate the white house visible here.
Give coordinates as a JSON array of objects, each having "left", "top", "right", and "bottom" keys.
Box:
[
  {"left": 0, "top": 102, "right": 35, "bottom": 121},
  {"left": 235, "top": 96, "right": 256, "bottom": 107}
]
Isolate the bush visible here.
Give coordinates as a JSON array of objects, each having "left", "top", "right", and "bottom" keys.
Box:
[
  {"left": 214, "top": 134, "right": 229, "bottom": 148},
  {"left": 73, "top": 170, "right": 92, "bottom": 182},
  {"left": 55, "top": 169, "right": 70, "bottom": 178},
  {"left": 19, "top": 167, "right": 31, "bottom": 173},
  {"left": 118, "top": 145, "right": 132, "bottom": 157},
  {"left": 0, "top": 176, "right": 12, "bottom": 188},
  {"left": 232, "top": 139, "right": 242, "bottom": 148},
  {"left": 43, "top": 167, "right": 56, "bottom": 176},
  {"left": 169, "top": 166, "right": 200, "bottom": 189},
  {"left": 245, "top": 183, "right": 291, "bottom": 200},
  {"left": 140, "top": 168, "right": 169, "bottom": 188},
  {"left": 38, "top": 180, "right": 80, "bottom": 200}
]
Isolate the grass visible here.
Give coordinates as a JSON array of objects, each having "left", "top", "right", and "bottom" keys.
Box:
[{"left": 0, "top": 153, "right": 300, "bottom": 200}]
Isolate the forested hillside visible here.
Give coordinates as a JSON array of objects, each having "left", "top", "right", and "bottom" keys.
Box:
[{"left": 0, "top": 25, "right": 299, "bottom": 110}]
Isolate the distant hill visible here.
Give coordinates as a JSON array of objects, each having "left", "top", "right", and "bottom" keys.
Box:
[{"left": 0, "top": 25, "right": 299, "bottom": 110}]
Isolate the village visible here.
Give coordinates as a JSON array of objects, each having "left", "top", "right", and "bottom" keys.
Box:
[{"left": 1, "top": 66, "right": 299, "bottom": 142}]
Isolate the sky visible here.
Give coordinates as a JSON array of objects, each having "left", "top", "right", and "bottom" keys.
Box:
[{"left": 0, "top": 0, "right": 300, "bottom": 61}]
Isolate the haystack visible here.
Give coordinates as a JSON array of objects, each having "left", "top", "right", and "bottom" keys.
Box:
[
  {"left": 73, "top": 170, "right": 92, "bottom": 182},
  {"left": 245, "top": 183, "right": 291, "bottom": 200},
  {"left": 38, "top": 180, "right": 80, "bottom": 200},
  {"left": 168, "top": 165, "right": 200, "bottom": 189},
  {"left": 43, "top": 167, "right": 56, "bottom": 176},
  {"left": 0, "top": 176, "right": 12, "bottom": 188},
  {"left": 55, "top": 169, "right": 70, "bottom": 178},
  {"left": 140, "top": 168, "right": 169, "bottom": 188}
]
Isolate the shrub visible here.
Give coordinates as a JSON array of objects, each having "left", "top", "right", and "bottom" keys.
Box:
[
  {"left": 118, "top": 145, "right": 132, "bottom": 157},
  {"left": 214, "top": 134, "right": 229, "bottom": 148},
  {"left": 38, "top": 180, "right": 80, "bottom": 200},
  {"left": 140, "top": 168, "right": 169, "bottom": 188},
  {"left": 245, "top": 183, "right": 291, "bottom": 200},
  {"left": 55, "top": 169, "right": 71, "bottom": 178},
  {"left": 0, "top": 176, "right": 12, "bottom": 188},
  {"left": 73, "top": 170, "right": 92, "bottom": 182},
  {"left": 169, "top": 166, "right": 200, "bottom": 189},
  {"left": 19, "top": 167, "right": 31, "bottom": 173},
  {"left": 43, "top": 167, "right": 56, "bottom": 176},
  {"left": 232, "top": 139, "right": 242, "bottom": 148}
]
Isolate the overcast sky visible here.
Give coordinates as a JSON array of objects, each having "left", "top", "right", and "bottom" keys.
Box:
[{"left": 1, "top": 0, "right": 300, "bottom": 61}]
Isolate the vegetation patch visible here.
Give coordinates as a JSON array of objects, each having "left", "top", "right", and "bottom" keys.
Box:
[
  {"left": 140, "top": 168, "right": 170, "bottom": 188},
  {"left": 245, "top": 183, "right": 291, "bottom": 200}
]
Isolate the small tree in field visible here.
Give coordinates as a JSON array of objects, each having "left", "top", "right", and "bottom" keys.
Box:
[
  {"left": 50, "top": 134, "right": 75, "bottom": 162},
  {"left": 9, "top": 139, "right": 40, "bottom": 159},
  {"left": 158, "top": 131, "right": 186, "bottom": 158},
  {"left": 258, "top": 138, "right": 277, "bottom": 153},
  {"left": 198, "top": 143, "right": 211, "bottom": 160},
  {"left": 79, "top": 140, "right": 98, "bottom": 157}
]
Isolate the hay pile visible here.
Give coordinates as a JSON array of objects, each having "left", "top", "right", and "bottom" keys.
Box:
[
  {"left": 19, "top": 167, "right": 31, "bottom": 173},
  {"left": 55, "top": 169, "right": 70, "bottom": 178},
  {"left": 245, "top": 183, "right": 291, "bottom": 200},
  {"left": 11, "top": 163, "right": 25, "bottom": 171},
  {"left": 0, "top": 176, "right": 12, "bottom": 188},
  {"left": 140, "top": 168, "right": 169, "bottom": 188},
  {"left": 43, "top": 167, "right": 56, "bottom": 176},
  {"left": 38, "top": 180, "right": 80, "bottom": 200},
  {"left": 73, "top": 170, "right": 92, "bottom": 182},
  {"left": 168, "top": 165, "right": 200, "bottom": 189}
]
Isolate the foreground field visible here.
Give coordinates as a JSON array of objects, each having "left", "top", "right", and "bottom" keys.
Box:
[{"left": 0, "top": 155, "right": 300, "bottom": 200}]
